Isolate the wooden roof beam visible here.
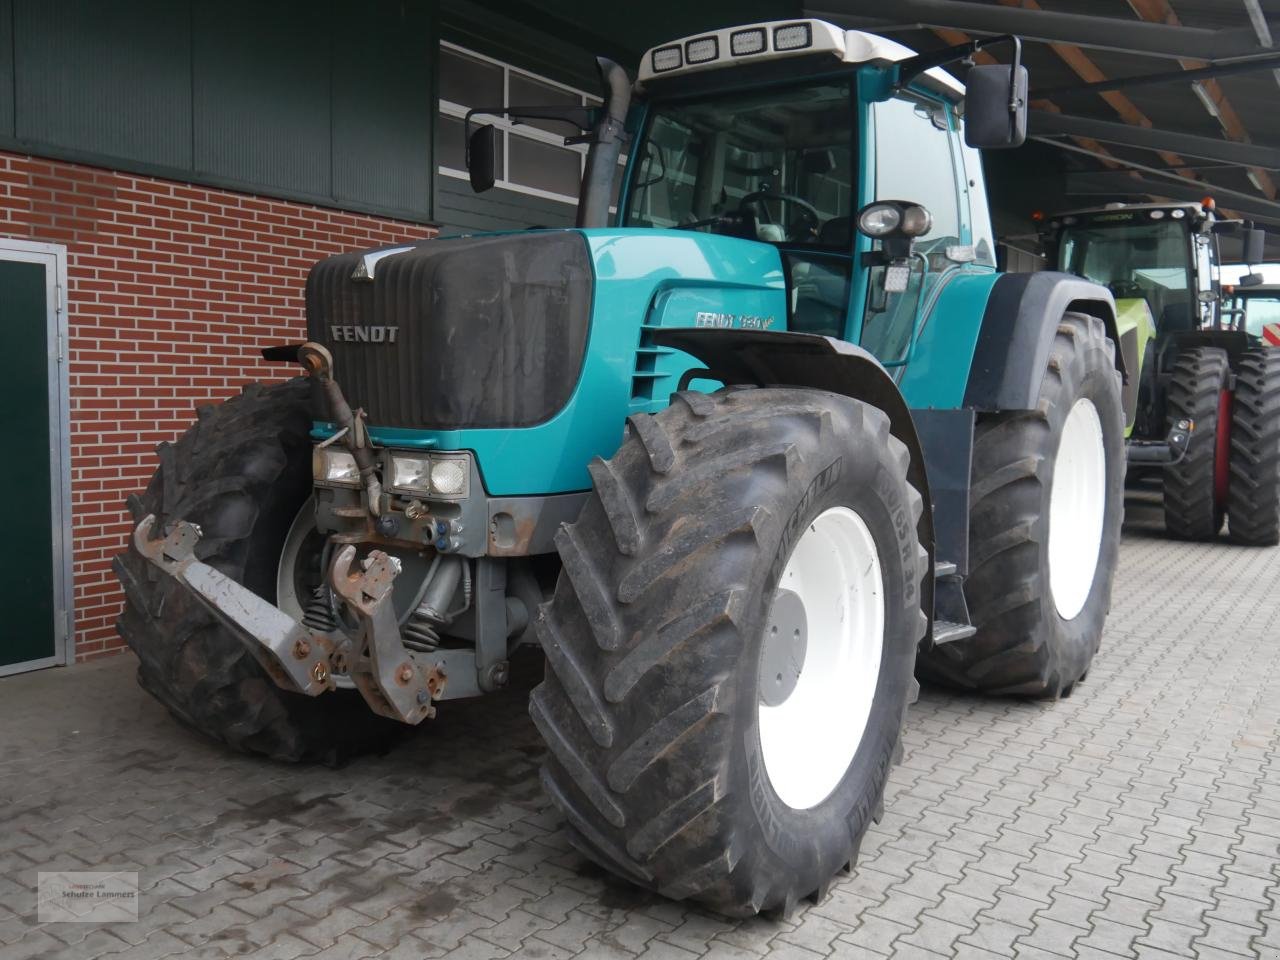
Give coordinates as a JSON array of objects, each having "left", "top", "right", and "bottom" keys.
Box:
[
  {"left": 929, "top": 26, "right": 1122, "bottom": 169},
  {"left": 996, "top": 0, "right": 1199, "bottom": 180},
  {"left": 1126, "top": 0, "right": 1277, "bottom": 200}
]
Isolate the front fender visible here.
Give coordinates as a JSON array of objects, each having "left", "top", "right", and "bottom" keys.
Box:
[
  {"left": 650, "top": 328, "right": 936, "bottom": 622},
  {"left": 962, "top": 272, "right": 1126, "bottom": 413}
]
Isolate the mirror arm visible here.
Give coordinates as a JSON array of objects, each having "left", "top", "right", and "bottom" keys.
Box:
[
  {"left": 897, "top": 34, "right": 1021, "bottom": 91},
  {"left": 463, "top": 104, "right": 598, "bottom": 165}
]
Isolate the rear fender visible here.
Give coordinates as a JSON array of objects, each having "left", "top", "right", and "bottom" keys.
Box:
[
  {"left": 963, "top": 272, "right": 1129, "bottom": 417},
  {"left": 651, "top": 328, "right": 936, "bottom": 622}
]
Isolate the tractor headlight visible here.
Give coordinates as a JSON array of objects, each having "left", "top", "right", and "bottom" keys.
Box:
[
  {"left": 857, "top": 201, "right": 933, "bottom": 239},
  {"left": 386, "top": 451, "right": 471, "bottom": 499},
  {"left": 858, "top": 203, "right": 902, "bottom": 237},
  {"left": 313, "top": 448, "right": 360, "bottom": 487},
  {"left": 899, "top": 205, "right": 933, "bottom": 237},
  {"left": 429, "top": 459, "right": 468, "bottom": 496}
]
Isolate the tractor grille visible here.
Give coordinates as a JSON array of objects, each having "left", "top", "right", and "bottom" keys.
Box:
[{"left": 305, "top": 232, "right": 592, "bottom": 430}]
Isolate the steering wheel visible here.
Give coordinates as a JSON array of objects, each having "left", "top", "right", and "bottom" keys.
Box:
[
  {"left": 738, "top": 190, "right": 821, "bottom": 242},
  {"left": 1109, "top": 279, "right": 1144, "bottom": 299}
]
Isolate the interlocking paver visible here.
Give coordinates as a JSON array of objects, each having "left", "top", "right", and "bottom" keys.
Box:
[{"left": 2, "top": 525, "right": 1279, "bottom": 958}]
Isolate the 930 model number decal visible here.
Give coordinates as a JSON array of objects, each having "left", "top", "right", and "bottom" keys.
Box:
[{"left": 695, "top": 311, "right": 776, "bottom": 330}]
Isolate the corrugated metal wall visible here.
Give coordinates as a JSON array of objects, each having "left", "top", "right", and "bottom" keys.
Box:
[
  {"left": 0, "top": 0, "right": 435, "bottom": 223},
  {"left": 435, "top": 179, "right": 576, "bottom": 235}
]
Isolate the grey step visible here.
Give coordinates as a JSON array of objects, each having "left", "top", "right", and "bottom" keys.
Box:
[
  {"left": 932, "top": 619, "right": 977, "bottom": 645},
  {"left": 935, "top": 560, "right": 958, "bottom": 578}
]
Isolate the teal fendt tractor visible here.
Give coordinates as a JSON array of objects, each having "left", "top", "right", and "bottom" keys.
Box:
[{"left": 117, "top": 20, "right": 1130, "bottom": 916}]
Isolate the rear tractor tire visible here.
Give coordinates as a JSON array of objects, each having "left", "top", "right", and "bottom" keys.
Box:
[
  {"left": 1227, "top": 348, "right": 1280, "bottom": 546},
  {"left": 531, "top": 387, "right": 928, "bottom": 917},
  {"left": 113, "top": 378, "right": 402, "bottom": 763},
  {"left": 1162, "top": 347, "right": 1231, "bottom": 540},
  {"left": 916, "top": 312, "right": 1125, "bottom": 698}
]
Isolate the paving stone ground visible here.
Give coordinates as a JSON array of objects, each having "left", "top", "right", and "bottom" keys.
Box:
[{"left": 2, "top": 500, "right": 1278, "bottom": 959}]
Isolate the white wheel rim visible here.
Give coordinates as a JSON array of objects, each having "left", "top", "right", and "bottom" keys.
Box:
[
  {"left": 757, "top": 506, "right": 884, "bottom": 810},
  {"left": 1048, "top": 398, "right": 1107, "bottom": 621}
]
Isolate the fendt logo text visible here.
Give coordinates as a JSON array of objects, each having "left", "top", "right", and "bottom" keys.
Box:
[{"left": 329, "top": 325, "right": 399, "bottom": 343}]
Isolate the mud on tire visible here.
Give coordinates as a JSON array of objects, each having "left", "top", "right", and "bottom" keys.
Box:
[
  {"left": 1227, "top": 347, "right": 1280, "bottom": 546},
  {"left": 916, "top": 312, "right": 1125, "bottom": 698},
  {"left": 531, "top": 386, "right": 928, "bottom": 917},
  {"left": 113, "top": 378, "right": 402, "bottom": 763}
]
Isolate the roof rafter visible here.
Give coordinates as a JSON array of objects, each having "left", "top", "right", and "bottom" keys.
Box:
[
  {"left": 1125, "top": 0, "right": 1277, "bottom": 199},
  {"left": 995, "top": 0, "right": 1199, "bottom": 182},
  {"left": 929, "top": 25, "right": 1124, "bottom": 170}
]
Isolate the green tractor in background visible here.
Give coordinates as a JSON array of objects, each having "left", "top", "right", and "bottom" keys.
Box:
[
  {"left": 1042, "top": 202, "right": 1280, "bottom": 545},
  {"left": 117, "top": 20, "right": 1130, "bottom": 917}
]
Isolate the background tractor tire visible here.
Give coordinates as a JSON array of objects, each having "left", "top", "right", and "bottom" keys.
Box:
[
  {"left": 917, "top": 312, "right": 1125, "bottom": 698},
  {"left": 531, "top": 387, "right": 928, "bottom": 917},
  {"left": 1227, "top": 348, "right": 1280, "bottom": 546},
  {"left": 113, "top": 378, "right": 402, "bottom": 764},
  {"left": 1162, "top": 347, "right": 1231, "bottom": 540}
]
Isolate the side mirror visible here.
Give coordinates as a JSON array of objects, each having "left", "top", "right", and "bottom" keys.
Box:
[
  {"left": 1245, "top": 227, "right": 1266, "bottom": 265},
  {"left": 965, "top": 63, "right": 1028, "bottom": 149},
  {"left": 467, "top": 124, "right": 497, "bottom": 193}
]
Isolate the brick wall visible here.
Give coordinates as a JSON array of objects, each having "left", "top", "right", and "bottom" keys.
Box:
[{"left": 0, "top": 151, "right": 436, "bottom": 661}]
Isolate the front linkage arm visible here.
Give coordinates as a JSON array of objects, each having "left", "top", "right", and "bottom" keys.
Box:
[{"left": 132, "top": 515, "right": 446, "bottom": 723}]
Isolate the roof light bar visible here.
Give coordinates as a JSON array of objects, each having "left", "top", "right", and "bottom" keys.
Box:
[
  {"left": 730, "top": 28, "right": 766, "bottom": 56},
  {"left": 685, "top": 36, "right": 719, "bottom": 65},
  {"left": 651, "top": 45, "right": 682, "bottom": 73},
  {"left": 773, "top": 22, "right": 812, "bottom": 51}
]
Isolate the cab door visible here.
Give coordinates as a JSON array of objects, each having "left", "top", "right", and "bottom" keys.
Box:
[{"left": 858, "top": 92, "right": 968, "bottom": 365}]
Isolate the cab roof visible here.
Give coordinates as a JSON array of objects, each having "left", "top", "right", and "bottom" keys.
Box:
[{"left": 636, "top": 18, "right": 965, "bottom": 100}]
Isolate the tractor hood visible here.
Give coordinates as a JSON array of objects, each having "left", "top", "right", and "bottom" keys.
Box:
[
  {"left": 306, "top": 231, "right": 593, "bottom": 430},
  {"left": 305, "top": 228, "right": 786, "bottom": 493}
]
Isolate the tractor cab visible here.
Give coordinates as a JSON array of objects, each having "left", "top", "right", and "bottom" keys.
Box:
[
  {"left": 465, "top": 20, "right": 1027, "bottom": 370},
  {"left": 1222, "top": 273, "right": 1280, "bottom": 346},
  {"left": 1043, "top": 202, "right": 1223, "bottom": 337}
]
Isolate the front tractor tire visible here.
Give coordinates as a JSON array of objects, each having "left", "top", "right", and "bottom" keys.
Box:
[
  {"left": 917, "top": 312, "right": 1125, "bottom": 698},
  {"left": 1227, "top": 347, "right": 1280, "bottom": 546},
  {"left": 113, "top": 378, "right": 400, "bottom": 763},
  {"left": 1162, "top": 347, "right": 1231, "bottom": 540},
  {"left": 531, "top": 387, "right": 928, "bottom": 917}
]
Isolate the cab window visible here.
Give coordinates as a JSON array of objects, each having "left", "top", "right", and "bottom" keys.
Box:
[
  {"left": 623, "top": 80, "right": 854, "bottom": 246},
  {"left": 861, "top": 93, "right": 961, "bottom": 363}
]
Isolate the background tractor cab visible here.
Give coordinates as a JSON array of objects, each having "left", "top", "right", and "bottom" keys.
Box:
[
  {"left": 1042, "top": 202, "right": 1280, "bottom": 544},
  {"left": 1221, "top": 272, "right": 1280, "bottom": 346}
]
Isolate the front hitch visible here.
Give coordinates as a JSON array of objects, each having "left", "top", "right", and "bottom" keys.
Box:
[
  {"left": 133, "top": 514, "right": 447, "bottom": 724},
  {"left": 133, "top": 515, "right": 337, "bottom": 696},
  {"left": 329, "top": 546, "right": 446, "bottom": 723}
]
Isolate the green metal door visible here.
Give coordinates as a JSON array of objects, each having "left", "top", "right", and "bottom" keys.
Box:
[{"left": 0, "top": 241, "right": 70, "bottom": 675}]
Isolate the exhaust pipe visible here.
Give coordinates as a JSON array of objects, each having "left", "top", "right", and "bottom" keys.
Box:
[{"left": 576, "top": 57, "right": 632, "bottom": 230}]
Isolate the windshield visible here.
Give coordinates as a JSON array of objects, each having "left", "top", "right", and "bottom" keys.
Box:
[
  {"left": 622, "top": 80, "right": 854, "bottom": 246},
  {"left": 1058, "top": 220, "right": 1192, "bottom": 329}
]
